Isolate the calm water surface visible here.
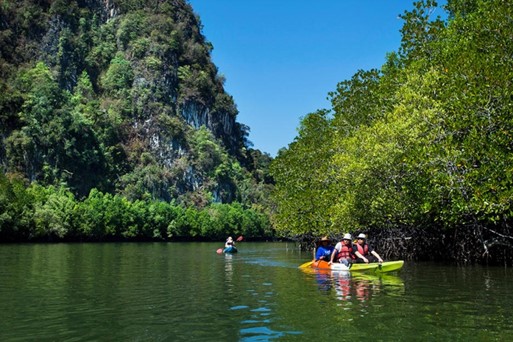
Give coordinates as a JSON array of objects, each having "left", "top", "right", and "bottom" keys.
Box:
[{"left": 1, "top": 242, "right": 512, "bottom": 341}]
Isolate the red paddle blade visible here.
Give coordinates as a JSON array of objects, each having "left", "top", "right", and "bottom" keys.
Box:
[
  {"left": 236, "top": 235, "right": 244, "bottom": 242},
  {"left": 216, "top": 248, "right": 223, "bottom": 254}
]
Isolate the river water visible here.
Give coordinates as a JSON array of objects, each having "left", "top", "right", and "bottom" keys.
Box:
[{"left": 1, "top": 242, "right": 512, "bottom": 341}]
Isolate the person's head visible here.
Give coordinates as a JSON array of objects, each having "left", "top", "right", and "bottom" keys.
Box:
[
  {"left": 342, "top": 233, "right": 352, "bottom": 244},
  {"left": 227, "top": 236, "right": 233, "bottom": 242},
  {"left": 320, "top": 236, "right": 330, "bottom": 245},
  {"left": 357, "top": 233, "right": 366, "bottom": 245}
]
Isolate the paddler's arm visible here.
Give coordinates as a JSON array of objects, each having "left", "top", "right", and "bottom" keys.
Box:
[
  {"left": 328, "top": 249, "right": 337, "bottom": 264},
  {"left": 354, "top": 251, "right": 368, "bottom": 263},
  {"left": 371, "top": 250, "right": 383, "bottom": 263}
]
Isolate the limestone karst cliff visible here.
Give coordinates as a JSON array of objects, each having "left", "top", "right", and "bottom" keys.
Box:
[{"left": 0, "top": 0, "right": 272, "bottom": 206}]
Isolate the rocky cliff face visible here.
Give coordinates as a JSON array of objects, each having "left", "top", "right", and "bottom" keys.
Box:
[{"left": 0, "top": 0, "right": 267, "bottom": 206}]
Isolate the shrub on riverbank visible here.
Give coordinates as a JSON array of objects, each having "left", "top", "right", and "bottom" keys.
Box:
[{"left": 0, "top": 173, "right": 272, "bottom": 242}]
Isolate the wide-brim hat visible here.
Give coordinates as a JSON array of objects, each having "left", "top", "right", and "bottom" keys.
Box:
[
  {"left": 320, "top": 236, "right": 330, "bottom": 242},
  {"left": 342, "top": 233, "right": 352, "bottom": 241},
  {"left": 357, "top": 233, "right": 367, "bottom": 240}
]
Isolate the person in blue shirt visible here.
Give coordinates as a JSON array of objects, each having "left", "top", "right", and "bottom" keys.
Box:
[{"left": 315, "top": 236, "right": 335, "bottom": 262}]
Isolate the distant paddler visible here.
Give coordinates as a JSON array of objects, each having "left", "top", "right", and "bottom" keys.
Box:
[
  {"left": 216, "top": 236, "right": 238, "bottom": 254},
  {"left": 225, "top": 236, "right": 235, "bottom": 248}
]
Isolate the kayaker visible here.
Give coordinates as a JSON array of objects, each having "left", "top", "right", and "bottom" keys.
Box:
[
  {"left": 314, "top": 236, "right": 334, "bottom": 262},
  {"left": 329, "top": 233, "right": 357, "bottom": 266},
  {"left": 225, "top": 236, "right": 235, "bottom": 248},
  {"left": 354, "top": 233, "right": 384, "bottom": 264}
]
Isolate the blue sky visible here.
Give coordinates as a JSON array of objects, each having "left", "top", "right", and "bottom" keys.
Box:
[{"left": 186, "top": 1, "right": 434, "bottom": 157}]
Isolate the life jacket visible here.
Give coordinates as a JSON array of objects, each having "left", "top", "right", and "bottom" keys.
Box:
[
  {"left": 336, "top": 243, "right": 355, "bottom": 260},
  {"left": 356, "top": 243, "right": 369, "bottom": 256}
]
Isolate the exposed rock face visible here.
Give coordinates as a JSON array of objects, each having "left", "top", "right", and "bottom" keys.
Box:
[
  {"left": 0, "top": 0, "right": 257, "bottom": 204},
  {"left": 102, "top": 0, "right": 119, "bottom": 20},
  {"left": 181, "top": 101, "right": 209, "bottom": 130},
  {"left": 180, "top": 101, "right": 235, "bottom": 137}
]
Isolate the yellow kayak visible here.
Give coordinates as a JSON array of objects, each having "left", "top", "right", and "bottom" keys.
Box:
[{"left": 300, "top": 260, "right": 404, "bottom": 273}]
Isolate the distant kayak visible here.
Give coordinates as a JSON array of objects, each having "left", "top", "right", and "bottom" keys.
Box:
[
  {"left": 222, "top": 246, "right": 238, "bottom": 254},
  {"left": 300, "top": 260, "right": 404, "bottom": 273}
]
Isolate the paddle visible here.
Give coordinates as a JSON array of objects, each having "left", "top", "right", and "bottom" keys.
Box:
[
  {"left": 299, "top": 260, "right": 314, "bottom": 268},
  {"left": 216, "top": 248, "right": 223, "bottom": 254}
]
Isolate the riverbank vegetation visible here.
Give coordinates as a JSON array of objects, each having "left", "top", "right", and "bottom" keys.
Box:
[
  {"left": 270, "top": 0, "right": 513, "bottom": 265},
  {"left": 0, "top": 172, "right": 271, "bottom": 242}
]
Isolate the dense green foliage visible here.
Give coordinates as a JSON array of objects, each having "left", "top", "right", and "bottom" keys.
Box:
[
  {"left": 0, "top": 0, "right": 274, "bottom": 241},
  {"left": 0, "top": 173, "right": 271, "bottom": 242},
  {"left": 271, "top": 0, "right": 513, "bottom": 264}
]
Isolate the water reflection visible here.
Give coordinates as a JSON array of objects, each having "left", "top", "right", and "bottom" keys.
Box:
[
  {"left": 334, "top": 272, "right": 353, "bottom": 301},
  {"left": 224, "top": 253, "right": 233, "bottom": 275},
  {"left": 221, "top": 253, "right": 304, "bottom": 341},
  {"left": 310, "top": 268, "right": 405, "bottom": 304},
  {"left": 231, "top": 278, "right": 303, "bottom": 341}
]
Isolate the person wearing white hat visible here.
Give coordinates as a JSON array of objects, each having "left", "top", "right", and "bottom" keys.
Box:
[
  {"left": 329, "top": 233, "right": 357, "bottom": 267},
  {"left": 354, "top": 233, "right": 384, "bottom": 264}
]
